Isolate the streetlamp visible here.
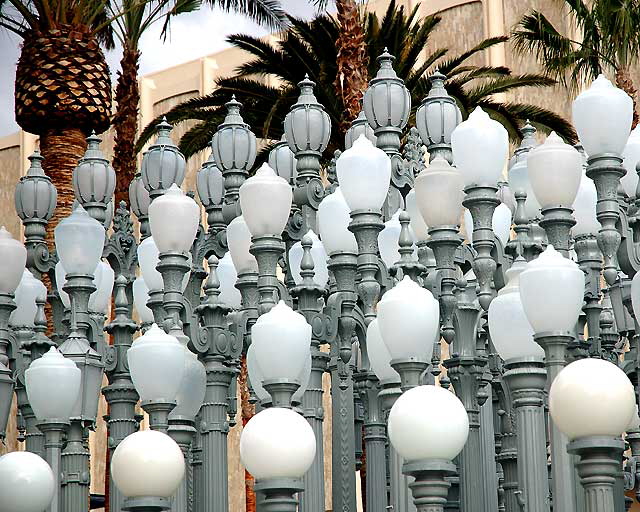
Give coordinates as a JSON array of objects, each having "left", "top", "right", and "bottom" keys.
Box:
[
  {"left": 550, "top": 358, "right": 635, "bottom": 512},
  {"left": 141, "top": 119, "right": 186, "bottom": 201},
  {"left": 111, "top": 430, "right": 185, "bottom": 512},
  {"left": 25, "top": 346, "right": 80, "bottom": 512},
  {"left": 388, "top": 385, "right": 469, "bottom": 512},
  {"left": 288, "top": 230, "right": 328, "bottom": 288},
  {"left": 0, "top": 451, "right": 55, "bottom": 512},
  {"left": 240, "top": 407, "right": 316, "bottom": 512},
  {"left": 621, "top": 126, "right": 640, "bottom": 199}
]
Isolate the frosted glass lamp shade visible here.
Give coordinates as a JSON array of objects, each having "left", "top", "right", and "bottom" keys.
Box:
[
  {"left": 211, "top": 97, "right": 257, "bottom": 172},
  {"left": 149, "top": 184, "right": 200, "bottom": 253},
  {"left": 14, "top": 151, "right": 57, "bottom": 223},
  {"left": 622, "top": 126, "right": 640, "bottom": 198},
  {"left": 268, "top": 137, "right": 297, "bottom": 184},
  {"left": 129, "top": 173, "right": 150, "bottom": 219},
  {"left": 127, "top": 324, "right": 186, "bottom": 402},
  {"left": 196, "top": 154, "right": 224, "bottom": 207},
  {"left": 240, "top": 407, "right": 316, "bottom": 479},
  {"left": 132, "top": 276, "right": 155, "bottom": 324},
  {"left": 388, "top": 385, "right": 469, "bottom": 461},
  {"left": 337, "top": 135, "right": 391, "bottom": 211},
  {"left": 288, "top": 230, "right": 329, "bottom": 286},
  {"left": 251, "top": 301, "right": 311, "bottom": 382},
  {"left": 169, "top": 348, "right": 206, "bottom": 420},
  {"left": 218, "top": 252, "right": 242, "bottom": 308},
  {"left": 377, "top": 277, "right": 439, "bottom": 360},
  {"left": 54, "top": 206, "right": 105, "bottom": 274},
  {"left": 550, "top": 358, "right": 635, "bottom": 440},
  {"left": 317, "top": 188, "right": 358, "bottom": 255},
  {"left": 247, "top": 343, "right": 269, "bottom": 402},
  {"left": 628, "top": 405, "right": 640, "bottom": 432},
  {"left": 488, "top": 259, "right": 543, "bottom": 361},
  {"left": 0, "top": 227, "right": 26, "bottom": 293},
  {"left": 572, "top": 75, "right": 633, "bottom": 157},
  {"left": 405, "top": 190, "right": 429, "bottom": 242},
  {"left": 527, "top": 132, "right": 582, "bottom": 208},
  {"left": 137, "top": 237, "right": 163, "bottom": 291},
  {"left": 415, "top": 157, "right": 464, "bottom": 227},
  {"left": 378, "top": 210, "right": 416, "bottom": 268},
  {"left": 10, "top": 270, "right": 46, "bottom": 327},
  {"left": 0, "top": 451, "right": 55, "bottom": 512},
  {"left": 451, "top": 108, "right": 508, "bottom": 187},
  {"left": 508, "top": 159, "right": 541, "bottom": 220},
  {"left": 464, "top": 204, "right": 511, "bottom": 247},
  {"left": 239, "top": 163, "right": 292, "bottom": 237},
  {"left": 519, "top": 246, "right": 585, "bottom": 333},
  {"left": 25, "top": 347, "right": 81, "bottom": 421},
  {"left": 227, "top": 216, "right": 258, "bottom": 274},
  {"left": 572, "top": 173, "right": 600, "bottom": 237},
  {"left": 88, "top": 261, "right": 114, "bottom": 313},
  {"left": 72, "top": 134, "right": 116, "bottom": 206},
  {"left": 111, "top": 430, "right": 185, "bottom": 498},
  {"left": 367, "top": 319, "right": 399, "bottom": 382}
]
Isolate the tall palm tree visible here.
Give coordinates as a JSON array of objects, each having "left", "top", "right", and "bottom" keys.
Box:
[
  {"left": 1, "top": 0, "right": 115, "bottom": 239},
  {"left": 110, "top": 0, "right": 287, "bottom": 205},
  {"left": 137, "top": 1, "right": 576, "bottom": 160},
  {"left": 512, "top": 0, "right": 640, "bottom": 126}
]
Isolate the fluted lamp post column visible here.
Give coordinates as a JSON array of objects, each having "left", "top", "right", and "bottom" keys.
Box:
[
  {"left": 550, "top": 358, "right": 636, "bottom": 512},
  {"left": 25, "top": 347, "right": 81, "bottom": 512},
  {"left": 388, "top": 385, "right": 470, "bottom": 512},
  {"left": 240, "top": 407, "right": 317, "bottom": 512},
  {"left": 519, "top": 245, "right": 586, "bottom": 512},
  {"left": 488, "top": 258, "right": 550, "bottom": 512},
  {"left": 111, "top": 430, "right": 186, "bottom": 512}
]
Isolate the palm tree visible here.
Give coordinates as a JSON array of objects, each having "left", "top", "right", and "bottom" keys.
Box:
[
  {"left": 512, "top": 0, "right": 640, "bottom": 126},
  {"left": 110, "top": 0, "right": 287, "bottom": 205},
  {"left": 137, "top": 1, "right": 576, "bottom": 160},
  {"left": 1, "top": 0, "right": 115, "bottom": 239}
]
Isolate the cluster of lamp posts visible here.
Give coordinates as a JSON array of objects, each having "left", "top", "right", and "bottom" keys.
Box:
[{"left": 2, "top": 50, "right": 640, "bottom": 512}]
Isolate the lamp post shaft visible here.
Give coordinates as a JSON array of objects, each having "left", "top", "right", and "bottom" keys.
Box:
[
  {"left": 168, "top": 423, "right": 195, "bottom": 512},
  {"left": 404, "top": 460, "right": 456, "bottom": 512},
  {"left": 39, "top": 421, "right": 67, "bottom": 512},
  {"left": 538, "top": 206, "right": 575, "bottom": 257},
  {"left": 250, "top": 235, "right": 285, "bottom": 315},
  {"left": 61, "top": 420, "right": 90, "bottom": 512},
  {"left": 255, "top": 479, "right": 304, "bottom": 512},
  {"left": 362, "top": 383, "right": 387, "bottom": 512}
]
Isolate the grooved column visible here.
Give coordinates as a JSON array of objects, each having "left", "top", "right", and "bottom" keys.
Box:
[
  {"left": 390, "top": 445, "right": 417, "bottom": 512},
  {"left": 404, "top": 460, "right": 457, "bottom": 512},
  {"left": 61, "top": 420, "right": 90, "bottom": 512},
  {"left": 503, "top": 359, "right": 550, "bottom": 512},
  {"left": 38, "top": 421, "right": 67, "bottom": 512},
  {"left": 362, "top": 383, "right": 386, "bottom": 512}
]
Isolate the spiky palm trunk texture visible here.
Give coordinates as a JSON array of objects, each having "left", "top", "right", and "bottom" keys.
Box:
[
  {"left": 616, "top": 67, "right": 639, "bottom": 128},
  {"left": 334, "top": 0, "right": 369, "bottom": 135},
  {"left": 113, "top": 46, "right": 141, "bottom": 206}
]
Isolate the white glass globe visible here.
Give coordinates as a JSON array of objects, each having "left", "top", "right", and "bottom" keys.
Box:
[
  {"left": 137, "top": 237, "right": 164, "bottom": 291},
  {"left": 550, "top": 358, "right": 635, "bottom": 440},
  {"left": 54, "top": 205, "right": 105, "bottom": 275},
  {"left": 572, "top": 172, "right": 600, "bottom": 237},
  {"left": 132, "top": 276, "right": 155, "bottom": 324},
  {"left": 451, "top": 107, "right": 508, "bottom": 187},
  {"left": 25, "top": 346, "right": 81, "bottom": 422},
  {"left": 622, "top": 125, "right": 640, "bottom": 198},
  {"left": 10, "top": 270, "right": 46, "bottom": 327},
  {"left": 239, "top": 163, "right": 292, "bottom": 237},
  {"left": 388, "top": 385, "right": 469, "bottom": 461},
  {"left": 527, "top": 132, "right": 582, "bottom": 208},
  {"left": 251, "top": 301, "right": 311, "bottom": 383},
  {"left": 488, "top": 259, "right": 543, "bottom": 361},
  {"left": 127, "top": 324, "right": 186, "bottom": 403},
  {"left": 149, "top": 184, "right": 200, "bottom": 253},
  {"left": 377, "top": 276, "right": 439, "bottom": 361},
  {"left": 240, "top": 407, "right": 316, "bottom": 479},
  {"left": 288, "top": 230, "right": 329, "bottom": 287},
  {"left": 227, "top": 216, "right": 258, "bottom": 274},
  {"left": 572, "top": 75, "right": 633, "bottom": 157},
  {"left": 463, "top": 204, "right": 511, "bottom": 247},
  {"left": 111, "top": 430, "right": 185, "bottom": 497},
  {"left": 169, "top": 348, "right": 206, "bottom": 420},
  {"left": 405, "top": 189, "right": 429, "bottom": 242},
  {"left": 367, "top": 319, "right": 399, "bottom": 382},
  {"left": 317, "top": 187, "right": 358, "bottom": 255},
  {"left": 337, "top": 135, "right": 391, "bottom": 211},
  {"left": 88, "top": 261, "right": 115, "bottom": 314},
  {"left": 0, "top": 227, "right": 26, "bottom": 294},
  {"left": 217, "top": 252, "right": 242, "bottom": 308},
  {"left": 415, "top": 157, "right": 465, "bottom": 227},
  {"left": 0, "top": 451, "right": 55, "bottom": 512},
  {"left": 519, "top": 246, "right": 585, "bottom": 333}
]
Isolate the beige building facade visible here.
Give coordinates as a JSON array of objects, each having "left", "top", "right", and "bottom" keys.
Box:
[{"left": 0, "top": 1, "right": 588, "bottom": 511}]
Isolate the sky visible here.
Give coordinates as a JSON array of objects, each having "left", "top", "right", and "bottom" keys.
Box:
[{"left": 0, "top": 0, "right": 329, "bottom": 137}]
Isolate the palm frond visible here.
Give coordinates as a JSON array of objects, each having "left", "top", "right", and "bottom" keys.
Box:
[
  {"left": 437, "top": 36, "right": 508, "bottom": 75},
  {"left": 466, "top": 74, "right": 557, "bottom": 104},
  {"left": 207, "top": 0, "right": 286, "bottom": 30}
]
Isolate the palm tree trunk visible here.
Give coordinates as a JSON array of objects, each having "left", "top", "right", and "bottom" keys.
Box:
[
  {"left": 334, "top": 0, "right": 369, "bottom": 136},
  {"left": 40, "top": 128, "right": 87, "bottom": 245},
  {"left": 616, "top": 66, "right": 639, "bottom": 128},
  {"left": 113, "top": 45, "right": 141, "bottom": 206}
]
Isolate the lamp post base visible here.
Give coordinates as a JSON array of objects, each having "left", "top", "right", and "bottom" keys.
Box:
[
  {"left": 122, "top": 496, "right": 171, "bottom": 512},
  {"left": 255, "top": 478, "right": 304, "bottom": 512},
  {"left": 404, "top": 459, "right": 456, "bottom": 512},
  {"left": 141, "top": 400, "right": 176, "bottom": 434}
]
